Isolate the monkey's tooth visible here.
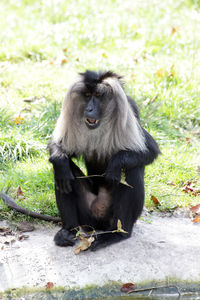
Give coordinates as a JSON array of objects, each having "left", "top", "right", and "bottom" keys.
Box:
[{"left": 86, "top": 118, "right": 98, "bottom": 124}]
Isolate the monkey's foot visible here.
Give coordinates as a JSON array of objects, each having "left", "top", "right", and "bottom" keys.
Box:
[
  {"left": 90, "top": 232, "right": 129, "bottom": 251},
  {"left": 54, "top": 228, "right": 75, "bottom": 247}
]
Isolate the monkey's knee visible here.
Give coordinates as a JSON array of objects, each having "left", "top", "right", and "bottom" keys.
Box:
[{"left": 54, "top": 228, "right": 75, "bottom": 247}]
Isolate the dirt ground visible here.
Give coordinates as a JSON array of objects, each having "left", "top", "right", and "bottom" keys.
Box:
[{"left": 0, "top": 210, "right": 200, "bottom": 292}]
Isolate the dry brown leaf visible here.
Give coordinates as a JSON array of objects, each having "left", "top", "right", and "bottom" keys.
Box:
[
  {"left": 74, "top": 237, "right": 94, "bottom": 254},
  {"left": 18, "top": 234, "right": 29, "bottom": 241},
  {"left": 12, "top": 115, "right": 23, "bottom": 125},
  {"left": 16, "top": 186, "right": 24, "bottom": 196},
  {"left": 0, "top": 227, "right": 11, "bottom": 234},
  {"left": 3, "top": 235, "right": 16, "bottom": 244},
  {"left": 17, "top": 221, "right": 35, "bottom": 233},
  {"left": 182, "top": 180, "right": 200, "bottom": 196},
  {"left": 185, "top": 137, "right": 191, "bottom": 144},
  {"left": 156, "top": 69, "right": 164, "bottom": 78},
  {"left": 61, "top": 57, "right": 67, "bottom": 65},
  {"left": 190, "top": 204, "right": 200, "bottom": 214},
  {"left": 192, "top": 214, "right": 200, "bottom": 223},
  {"left": 121, "top": 283, "right": 136, "bottom": 293},
  {"left": 46, "top": 282, "right": 54, "bottom": 290},
  {"left": 151, "top": 194, "right": 160, "bottom": 205},
  {"left": 23, "top": 96, "right": 36, "bottom": 103},
  {"left": 167, "top": 181, "right": 176, "bottom": 186},
  {"left": 171, "top": 26, "right": 179, "bottom": 35}
]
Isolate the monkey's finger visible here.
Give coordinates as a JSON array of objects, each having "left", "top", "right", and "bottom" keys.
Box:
[
  {"left": 55, "top": 180, "right": 60, "bottom": 190},
  {"left": 64, "top": 180, "right": 72, "bottom": 194},
  {"left": 105, "top": 173, "right": 121, "bottom": 183},
  {"left": 55, "top": 180, "right": 65, "bottom": 193}
]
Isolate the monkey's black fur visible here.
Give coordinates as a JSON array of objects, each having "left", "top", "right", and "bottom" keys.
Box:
[{"left": 49, "top": 70, "right": 160, "bottom": 251}]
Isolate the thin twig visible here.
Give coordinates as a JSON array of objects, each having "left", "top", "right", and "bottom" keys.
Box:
[
  {"left": 150, "top": 93, "right": 158, "bottom": 103},
  {"left": 76, "top": 174, "right": 104, "bottom": 179},
  {"left": 76, "top": 174, "right": 134, "bottom": 188},
  {"left": 127, "top": 285, "right": 181, "bottom": 296}
]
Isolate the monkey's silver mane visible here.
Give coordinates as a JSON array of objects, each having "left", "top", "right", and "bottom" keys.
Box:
[{"left": 52, "top": 73, "right": 147, "bottom": 160}]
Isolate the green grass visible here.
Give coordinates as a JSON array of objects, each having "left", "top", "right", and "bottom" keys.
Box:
[{"left": 0, "top": 0, "right": 200, "bottom": 219}]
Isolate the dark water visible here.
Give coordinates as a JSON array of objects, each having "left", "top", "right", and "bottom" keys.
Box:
[
  {"left": 2, "top": 284, "right": 200, "bottom": 299},
  {"left": 3, "top": 292, "right": 200, "bottom": 299}
]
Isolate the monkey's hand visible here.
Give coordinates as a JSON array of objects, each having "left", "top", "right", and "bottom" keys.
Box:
[
  {"left": 49, "top": 155, "right": 74, "bottom": 194},
  {"left": 105, "top": 156, "right": 122, "bottom": 183}
]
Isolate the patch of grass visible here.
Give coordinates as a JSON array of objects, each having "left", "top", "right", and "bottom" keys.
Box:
[
  {"left": 0, "top": 157, "right": 56, "bottom": 216},
  {"left": 0, "top": 0, "right": 200, "bottom": 220},
  {"left": 145, "top": 141, "right": 200, "bottom": 209}
]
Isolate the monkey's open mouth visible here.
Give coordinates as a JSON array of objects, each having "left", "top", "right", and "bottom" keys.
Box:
[{"left": 85, "top": 118, "right": 100, "bottom": 129}]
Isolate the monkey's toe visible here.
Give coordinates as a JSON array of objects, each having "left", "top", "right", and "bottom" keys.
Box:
[{"left": 54, "top": 228, "right": 75, "bottom": 247}]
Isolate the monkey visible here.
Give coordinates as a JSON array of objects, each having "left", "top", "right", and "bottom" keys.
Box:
[{"left": 48, "top": 70, "right": 160, "bottom": 251}]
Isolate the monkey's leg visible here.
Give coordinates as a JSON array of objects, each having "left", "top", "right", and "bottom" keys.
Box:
[
  {"left": 90, "top": 167, "right": 145, "bottom": 251},
  {"left": 54, "top": 187, "right": 79, "bottom": 246},
  {"left": 54, "top": 160, "right": 93, "bottom": 247}
]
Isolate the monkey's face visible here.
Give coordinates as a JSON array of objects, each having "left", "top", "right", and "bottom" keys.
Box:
[
  {"left": 83, "top": 85, "right": 115, "bottom": 130},
  {"left": 71, "top": 82, "right": 114, "bottom": 130},
  {"left": 84, "top": 92, "right": 102, "bottom": 129}
]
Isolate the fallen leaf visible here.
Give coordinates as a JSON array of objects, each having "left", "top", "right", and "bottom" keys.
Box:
[
  {"left": 12, "top": 115, "right": 23, "bottom": 125},
  {"left": 185, "top": 137, "right": 191, "bottom": 144},
  {"left": 46, "top": 282, "right": 54, "bottom": 290},
  {"left": 61, "top": 57, "right": 67, "bottom": 65},
  {"left": 23, "top": 96, "right": 36, "bottom": 103},
  {"left": 171, "top": 26, "right": 179, "bottom": 35},
  {"left": 17, "top": 222, "right": 35, "bottom": 233},
  {"left": 151, "top": 194, "right": 160, "bottom": 205},
  {"left": 167, "top": 181, "right": 176, "bottom": 186},
  {"left": 182, "top": 180, "right": 200, "bottom": 196},
  {"left": 190, "top": 204, "right": 200, "bottom": 214},
  {"left": 16, "top": 186, "right": 24, "bottom": 196},
  {"left": 192, "top": 214, "right": 200, "bottom": 223},
  {"left": 121, "top": 283, "right": 136, "bottom": 293},
  {"left": 156, "top": 69, "right": 164, "bottom": 78},
  {"left": 18, "top": 234, "right": 29, "bottom": 241},
  {"left": 0, "top": 227, "right": 11, "bottom": 234},
  {"left": 4, "top": 235, "right": 16, "bottom": 244},
  {"left": 102, "top": 52, "right": 108, "bottom": 58},
  {"left": 74, "top": 237, "right": 94, "bottom": 254}
]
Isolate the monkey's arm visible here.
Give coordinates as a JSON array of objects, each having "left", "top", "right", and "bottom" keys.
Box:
[
  {"left": 49, "top": 142, "right": 74, "bottom": 193},
  {"left": 105, "top": 129, "right": 160, "bottom": 182}
]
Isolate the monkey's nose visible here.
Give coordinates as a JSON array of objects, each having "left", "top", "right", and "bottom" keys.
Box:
[{"left": 86, "top": 106, "right": 93, "bottom": 112}]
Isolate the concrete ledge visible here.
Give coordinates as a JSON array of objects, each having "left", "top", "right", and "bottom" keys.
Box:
[{"left": 0, "top": 214, "right": 200, "bottom": 292}]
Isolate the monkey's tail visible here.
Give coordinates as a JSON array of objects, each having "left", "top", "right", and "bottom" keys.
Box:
[{"left": 0, "top": 192, "right": 61, "bottom": 223}]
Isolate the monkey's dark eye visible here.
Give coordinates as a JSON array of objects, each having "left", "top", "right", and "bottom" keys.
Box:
[{"left": 85, "top": 92, "right": 91, "bottom": 98}]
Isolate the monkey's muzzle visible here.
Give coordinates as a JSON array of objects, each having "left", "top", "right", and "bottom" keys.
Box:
[{"left": 85, "top": 118, "right": 100, "bottom": 129}]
